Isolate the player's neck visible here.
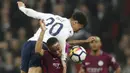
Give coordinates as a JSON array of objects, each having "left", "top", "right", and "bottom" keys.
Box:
[{"left": 91, "top": 49, "right": 101, "bottom": 56}]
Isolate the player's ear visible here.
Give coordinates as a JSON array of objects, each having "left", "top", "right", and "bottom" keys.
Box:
[{"left": 99, "top": 41, "right": 102, "bottom": 47}]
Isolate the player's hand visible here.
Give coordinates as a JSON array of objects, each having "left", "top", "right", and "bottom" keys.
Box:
[
  {"left": 86, "top": 36, "right": 96, "bottom": 43},
  {"left": 39, "top": 20, "right": 46, "bottom": 31},
  {"left": 17, "top": 1, "right": 26, "bottom": 8}
]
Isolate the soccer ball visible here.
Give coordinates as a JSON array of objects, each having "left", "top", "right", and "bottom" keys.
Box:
[{"left": 69, "top": 46, "right": 87, "bottom": 63}]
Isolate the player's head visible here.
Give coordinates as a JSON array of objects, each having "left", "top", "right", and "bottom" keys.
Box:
[
  {"left": 46, "top": 37, "right": 62, "bottom": 57},
  {"left": 70, "top": 11, "right": 87, "bottom": 32},
  {"left": 89, "top": 36, "right": 102, "bottom": 51}
]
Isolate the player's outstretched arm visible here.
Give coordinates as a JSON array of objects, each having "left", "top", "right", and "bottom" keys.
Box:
[
  {"left": 17, "top": 1, "right": 52, "bottom": 20},
  {"left": 68, "top": 40, "right": 88, "bottom": 45},
  {"left": 68, "top": 36, "right": 97, "bottom": 45},
  {"left": 35, "top": 20, "right": 46, "bottom": 55}
]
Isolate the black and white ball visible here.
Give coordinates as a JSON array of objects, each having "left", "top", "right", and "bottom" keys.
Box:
[{"left": 69, "top": 46, "right": 87, "bottom": 63}]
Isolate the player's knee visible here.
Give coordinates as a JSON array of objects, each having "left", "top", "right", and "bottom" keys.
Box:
[
  {"left": 28, "top": 67, "right": 42, "bottom": 73},
  {"left": 21, "top": 70, "right": 26, "bottom": 73},
  {"left": 20, "top": 64, "right": 28, "bottom": 73}
]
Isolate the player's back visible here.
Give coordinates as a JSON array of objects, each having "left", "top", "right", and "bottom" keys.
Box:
[
  {"left": 41, "top": 51, "right": 63, "bottom": 73},
  {"left": 82, "top": 51, "right": 119, "bottom": 73},
  {"left": 28, "top": 15, "right": 73, "bottom": 42}
]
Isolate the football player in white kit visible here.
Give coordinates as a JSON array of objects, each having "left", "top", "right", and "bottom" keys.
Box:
[{"left": 17, "top": 1, "right": 87, "bottom": 73}]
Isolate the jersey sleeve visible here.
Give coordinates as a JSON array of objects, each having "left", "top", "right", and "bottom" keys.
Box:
[
  {"left": 19, "top": 7, "right": 54, "bottom": 20},
  {"left": 109, "top": 55, "right": 120, "bottom": 70}
]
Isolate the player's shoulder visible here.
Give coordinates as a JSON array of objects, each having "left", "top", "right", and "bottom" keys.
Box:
[
  {"left": 54, "top": 15, "right": 68, "bottom": 21},
  {"left": 102, "top": 51, "right": 114, "bottom": 59},
  {"left": 54, "top": 15, "right": 72, "bottom": 26},
  {"left": 103, "top": 52, "right": 117, "bottom": 63},
  {"left": 102, "top": 51, "right": 109, "bottom": 56}
]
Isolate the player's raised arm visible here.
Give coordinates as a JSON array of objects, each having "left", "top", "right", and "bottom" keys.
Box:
[
  {"left": 28, "top": 20, "right": 45, "bottom": 73},
  {"left": 35, "top": 20, "right": 46, "bottom": 55},
  {"left": 17, "top": 1, "right": 52, "bottom": 20}
]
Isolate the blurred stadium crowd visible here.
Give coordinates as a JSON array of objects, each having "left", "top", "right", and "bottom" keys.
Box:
[{"left": 0, "top": 0, "right": 130, "bottom": 73}]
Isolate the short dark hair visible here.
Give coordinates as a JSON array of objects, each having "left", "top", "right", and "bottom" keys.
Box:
[
  {"left": 72, "top": 11, "right": 87, "bottom": 27},
  {"left": 46, "top": 37, "right": 59, "bottom": 46}
]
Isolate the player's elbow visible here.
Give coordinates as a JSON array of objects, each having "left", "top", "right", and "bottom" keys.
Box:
[{"left": 35, "top": 49, "right": 41, "bottom": 53}]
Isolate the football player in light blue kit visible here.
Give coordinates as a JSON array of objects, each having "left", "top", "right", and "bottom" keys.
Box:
[{"left": 17, "top": 1, "right": 87, "bottom": 73}]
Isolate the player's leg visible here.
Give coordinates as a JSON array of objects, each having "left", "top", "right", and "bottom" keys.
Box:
[
  {"left": 20, "top": 41, "right": 36, "bottom": 73},
  {"left": 28, "top": 67, "right": 42, "bottom": 73},
  {"left": 20, "top": 41, "right": 47, "bottom": 73},
  {"left": 28, "top": 53, "right": 42, "bottom": 73}
]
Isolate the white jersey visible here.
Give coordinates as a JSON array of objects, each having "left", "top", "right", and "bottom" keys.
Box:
[{"left": 19, "top": 7, "right": 74, "bottom": 60}]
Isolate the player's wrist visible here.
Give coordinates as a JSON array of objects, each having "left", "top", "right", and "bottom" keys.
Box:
[
  {"left": 17, "top": 1, "right": 26, "bottom": 8},
  {"left": 39, "top": 20, "right": 46, "bottom": 31},
  {"left": 41, "top": 28, "right": 46, "bottom": 31}
]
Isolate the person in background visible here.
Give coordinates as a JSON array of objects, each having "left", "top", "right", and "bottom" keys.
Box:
[{"left": 79, "top": 36, "right": 121, "bottom": 73}]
